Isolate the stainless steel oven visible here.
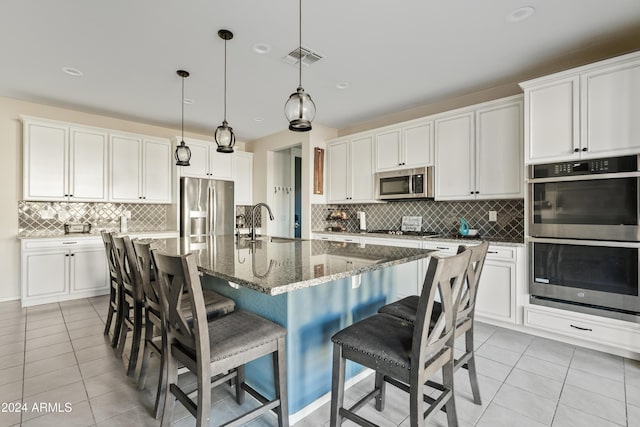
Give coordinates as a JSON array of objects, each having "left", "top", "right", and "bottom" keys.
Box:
[
  {"left": 528, "top": 155, "right": 640, "bottom": 241},
  {"left": 529, "top": 238, "right": 640, "bottom": 321}
]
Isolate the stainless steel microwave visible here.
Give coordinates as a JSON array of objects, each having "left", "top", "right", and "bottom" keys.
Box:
[{"left": 375, "top": 166, "right": 433, "bottom": 200}]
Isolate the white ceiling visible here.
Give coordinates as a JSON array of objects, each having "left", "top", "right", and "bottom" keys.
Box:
[{"left": 1, "top": 0, "right": 640, "bottom": 142}]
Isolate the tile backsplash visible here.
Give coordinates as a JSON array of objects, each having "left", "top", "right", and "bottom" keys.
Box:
[
  {"left": 18, "top": 201, "right": 170, "bottom": 236},
  {"left": 312, "top": 199, "right": 524, "bottom": 242}
]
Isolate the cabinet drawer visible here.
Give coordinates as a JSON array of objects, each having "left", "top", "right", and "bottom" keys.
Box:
[
  {"left": 22, "top": 237, "right": 102, "bottom": 250},
  {"left": 525, "top": 306, "right": 640, "bottom": 352},
  {"left": 486, "top": 245, "right": 516, "bottom": 261}
]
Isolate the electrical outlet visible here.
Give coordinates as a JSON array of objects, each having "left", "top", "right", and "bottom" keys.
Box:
[{"left": 489, "top": 211, "right": 497, "bottom": 222}]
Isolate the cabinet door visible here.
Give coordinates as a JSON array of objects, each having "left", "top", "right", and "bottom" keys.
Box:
[
  {"left": 375, "top": 130, "right": 402, "bottom": 171},
  {"left": 476, "top": 101, "right": 523, "bottom": 199},
  {"left": 583, "top": 60, "right": 640, "bottom": 158},
  {"left": 110, "top": 134, "right": 142, "bottom": 201},
  {"left": 403, "top": 122, "right": 433, "bottom": 167},
  {"left": 524, "top": 76, "right": 580, "bottom": 163},
  {"left": 181, "top": 140, "right": 210, "bottom": 178},
  {"left": 23, "top": 121, "right": 68, "bottom": 200},
  {"left": 69, "top": 127, "right": 108, "bottom": 201},
  {"left": 435, "top": 112, "right": 475, "bottom": 200},
  {"left": 22, "top": 250, "right": 68, "bottom": 299},
  {"left": 349, "top": 136, "right": 374, "bottom": 201},
  {"left": 71, "top": 247, "right": 109, "bottom": 292},
  {"left": 327, "top": 140, "right": 349, "bottom": 202},
  {"left": 210, "top": 149, "right": 234, "bottom": 180},
  {"left": 142, "top": 138, "right": 172, "bottom": 203},
  {"left": 475, "top": 260, "right": 516, "bottom": 323},
  {"left": 234, "top": 151, "right": 253, "bottom": 205}
]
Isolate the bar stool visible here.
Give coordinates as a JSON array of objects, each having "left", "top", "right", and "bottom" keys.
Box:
[
  {"left": 152, "top": 250, "right": 289, "bottom": 427},
  {"left": 112, "top": 235, "right": 145, "bottom": 377},
  {"left": 101, "top": 231, "right": 122, "bottom": 348},
  {"left": 378, "top": 241, "right": 489, "bottom": 404},
  {"left": 133, "top": 239, "right": 237, "bottom": 418},
  {"left": 330, "top": 250, "right": 471, "bottom": 427}
]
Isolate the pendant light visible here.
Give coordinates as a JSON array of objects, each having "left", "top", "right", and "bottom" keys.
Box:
[
  {"left": 215, "top": 29, "right": 235, "bottom": 153},
  {"left": 175, "top": 69, "right": 191, "bottom": 166},
  {"left": 284, "top": 0, "right": 316, "bottom": 132}
]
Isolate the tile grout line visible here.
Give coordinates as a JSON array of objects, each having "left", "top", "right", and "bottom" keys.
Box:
[
  {"left": 60, "top": 302, "right": 100, "bottom": 427},
  {"left": 548, "top": 345, "right": 575, "bottom": 426}
]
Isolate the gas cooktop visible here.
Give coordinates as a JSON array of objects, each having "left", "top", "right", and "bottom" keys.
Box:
[{"left": 369, "top": 229, "right": 442, "bottom": 237}]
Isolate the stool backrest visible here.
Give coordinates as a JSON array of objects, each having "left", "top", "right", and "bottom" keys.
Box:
[
  {"left": 152, "top": 251, "right": 210, "bottom": 363},
  {"left": 112, "top": 235, "right": 143, "bottom": 302},
  {"left": 455, "top": 241, "right": 489, "bottom": 320},
  {"left": 132, "top": 240, "right": 161, "bottom": 314},
  {"left": 413, "top": 249, "right": 471, "bottom": 368},
  {"left": 101, "top": 231, "right": 120, "bottom": 283}
]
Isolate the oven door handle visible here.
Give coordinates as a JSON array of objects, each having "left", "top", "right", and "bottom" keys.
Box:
[{"left": 529, "top": 171, "right": 640, "bottom": 183}]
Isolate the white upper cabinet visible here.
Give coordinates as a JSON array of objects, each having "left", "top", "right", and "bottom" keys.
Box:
[
  {"left": 178, "top": 138, "right": 234, "bottom": 181},
  {"left": 234, "top": 151, "right": 253, "bottom": 206},
  {"left": 110, "top": 133, "right": 172, "bottom": 203},
  {"left": 375, "top": 120, "right": 433, "bottom": 171},
  {"left": 520, "top": 51, "right": 640, "bottom": 164},
  {"left": 327, "top": 134, "right": 375, "bottom": 203},
  {"left": 435, "top": 96, "right": 523, "bottom": 200},
  {"left": 23, "top": 118, "right": 108, "bottom": 201}
]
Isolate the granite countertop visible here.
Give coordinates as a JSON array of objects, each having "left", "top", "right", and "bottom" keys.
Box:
[
  {"left": 312, "top": 230, "right": 525, "bottom": 247},
  {"left": 146, "top": 235, "right": 434, "bottom": 296}
]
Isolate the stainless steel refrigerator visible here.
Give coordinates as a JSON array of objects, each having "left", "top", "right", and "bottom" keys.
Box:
[{"left": 180, "top": 177, "right": 234, "bottom": 237}]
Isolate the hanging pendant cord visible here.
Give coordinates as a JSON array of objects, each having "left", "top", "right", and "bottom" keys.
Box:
[
  {"left": 181, "top": 75, "right": 185, "bottom": 140},
  {"left": 224, "top": 38, "right": 228, "bottom": 122},
  {"left": 298, "top": 0, "right": 302, "bottom": 87}
]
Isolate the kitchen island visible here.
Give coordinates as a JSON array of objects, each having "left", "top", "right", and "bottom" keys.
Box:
[{"left": 149, "top": 235, "right": 434, "bottom": 419}]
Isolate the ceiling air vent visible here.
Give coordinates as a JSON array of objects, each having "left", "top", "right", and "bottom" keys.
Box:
[{"left": 282, "top": 46, "right": 323, "bottom": 66}]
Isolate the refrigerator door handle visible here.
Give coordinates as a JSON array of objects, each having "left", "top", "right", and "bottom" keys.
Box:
[{"left": 208, "top": 183, "right": 216, "bottom": 235}]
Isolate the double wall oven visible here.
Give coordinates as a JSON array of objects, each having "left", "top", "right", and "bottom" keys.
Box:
[{"left": 528, "top": 155, "right": 640, "bottom": 322}]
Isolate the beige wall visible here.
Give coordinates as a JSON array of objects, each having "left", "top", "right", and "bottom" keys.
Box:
[{"left": 0, "top": 96, "right": 245, "bottom": 301}]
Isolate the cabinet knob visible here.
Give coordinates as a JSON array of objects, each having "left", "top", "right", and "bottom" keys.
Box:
[
  {"left": 582, "top": 147, "right": 587, "bottom": 152},
  {"left": 574, "top": 148, "right": 579, "bottom": 153},
  {"left": 475, "top": 191, "right": 479, "bottom": 194}
]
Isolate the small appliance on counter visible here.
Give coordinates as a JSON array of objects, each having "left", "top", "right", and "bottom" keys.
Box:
[
  {"left": 64, "top": 223, "right": 92, "bottom": 234},
  {"left": 458, "top": 217, "right": 479, "bottom": 237}
]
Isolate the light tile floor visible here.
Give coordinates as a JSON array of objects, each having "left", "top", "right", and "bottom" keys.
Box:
[{"left": 0, "top": 296, "right": 639, "bottom": 426}]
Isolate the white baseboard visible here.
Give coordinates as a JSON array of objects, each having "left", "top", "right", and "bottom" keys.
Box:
[{"left": 0, "top": 296, "right": 20, "bottom": 303}]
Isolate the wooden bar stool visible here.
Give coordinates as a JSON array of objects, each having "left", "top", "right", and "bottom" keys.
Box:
[
  {"left": 152, "top": 250, "right": 289, "bottom": 427},
  {"left": 101, "top": 230, "right": 122, "bottom": 348},
  {"left": 330, "top": 250, "right": 471, "bottom": 427},
  {"left": 378, "top": 241, "right": 489, "bottom": 404}
]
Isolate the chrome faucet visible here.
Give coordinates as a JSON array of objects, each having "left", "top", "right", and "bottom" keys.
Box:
[{"left": 250, "top": 203, "right": 275, "bottom": 241}]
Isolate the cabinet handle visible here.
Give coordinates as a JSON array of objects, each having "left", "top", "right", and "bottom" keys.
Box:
[
  {"left": 573, "top": 148, "right": 580, "bottom": 153},
  {"left": 488, "top": 250, "right": 498, "bottom": 254},
  {"left": 62, "top": 241, "right": 78, "bottom": 245},
  {"left": 470, "top": 191, "right": 474, "bottom": 194},
  {"left": 436, "top": 246, "right": 449, "bottom": 250},
  {"left": 475, "top": 191, "right": 479, "bottom": 194},
  {"left": 65, "top": 254, "right": 69, "bottom": 257},
  {"left": 70, "top": 253, "right": 75, "bottom": 257},
  {"left": 582, "top": 148, "right": 587, "bottom": 152},
  {"left": 570, "top": 324, "right": 592, "bottom": 332}
]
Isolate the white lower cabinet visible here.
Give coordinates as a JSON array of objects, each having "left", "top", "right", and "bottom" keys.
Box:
[
  {"left": 524, "top": 304, "right": 640, "bottom": 353},
  {"left": 21, "top": 238, "right": 109, "bottom": 307}
]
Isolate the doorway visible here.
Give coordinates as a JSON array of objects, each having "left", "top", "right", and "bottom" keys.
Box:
[{"left": 272, "top": 144, "right": 302, "bottom": 238}]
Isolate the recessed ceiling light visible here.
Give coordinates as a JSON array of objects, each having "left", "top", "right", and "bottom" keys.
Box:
[
  {"left": 183, "top": 98, "right": 194, "bottom": 105},
  {"left": 336, "top": 81, "right": 351, "bottom": 90},
  {"left": 62, "top": 67, "right": 83, "bottom": 77},
  {"left": 252, "top": 43, "right": 271, "bottom": 54},
  {"left": 253, "top": 117, "right": 265, "bottom": 122},
  {"left": 506, "top": 6, "right": 535, "bottom": 23}
]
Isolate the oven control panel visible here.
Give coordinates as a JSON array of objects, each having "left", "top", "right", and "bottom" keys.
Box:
[{"left": 533, "top": 155, "right": 637, "bottom": 178}]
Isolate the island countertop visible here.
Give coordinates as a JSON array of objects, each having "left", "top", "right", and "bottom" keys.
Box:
[{"left": 146, "top": 235, "right": 434, "bottom": 296}]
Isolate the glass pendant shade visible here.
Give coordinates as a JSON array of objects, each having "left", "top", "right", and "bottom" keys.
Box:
[
  {"left": 175, "top": 140, "right": 191, "bottom": 166},
  {"left": 215, "top": 29, "right": 235, "bottom": 154},
  {"left": 175, "top": 69, "right": 191, "bottom": 166},
  {"left": 285, "top": 86, "right": 316, "bottom": 132},
  {"left": 215, "top": 120, "right": 235, "bottom": 153}
]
